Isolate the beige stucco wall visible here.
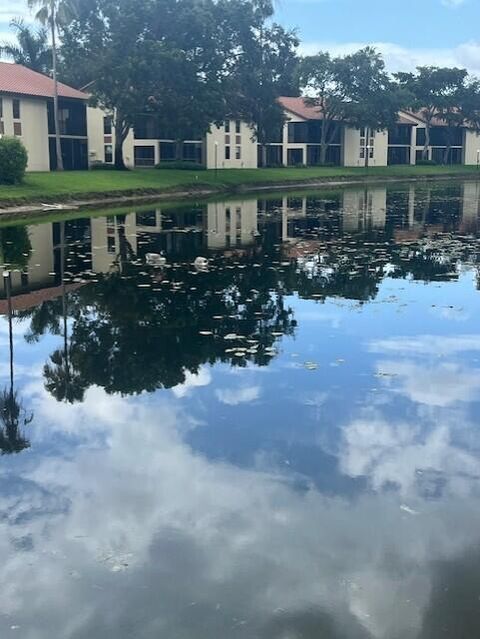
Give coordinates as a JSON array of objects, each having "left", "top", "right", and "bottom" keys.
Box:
[
  {"left": 464, "top": 129, "right": 480, "bottom": 165},
  {"left": 1, "top": 94, "right": 50, "bottom": 171},
  {"left": 86, "top": 105, "right": 135, "bottom": 168},
  {"left": 206, "top": 199, "right": 258, "bottom": 248},
  {"left": 343, "top": 127, "right": 388, "bottom": 168},
  {"left": 342, "top": 186, "right": 387, "bottom": 230},
  {"left": 86, "top": 105, "right": 105, "bottom": 164},
  {"left": 342, "top": 127, "right": 360, "bottom": 167},
  {"left": 91, "top": 213, "right": 138, "bottom": 274},
  {"left": 206, "top": 121, "right": 257, "bottom": 169}
]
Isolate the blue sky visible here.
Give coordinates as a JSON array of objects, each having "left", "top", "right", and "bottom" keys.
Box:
[{"left": 2, "top": 0, "right": 480, "bottom": 74}]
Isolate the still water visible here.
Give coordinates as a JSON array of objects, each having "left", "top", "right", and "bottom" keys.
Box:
[{"left": 1, "top": 180, "right": 480, "bottom": 638}]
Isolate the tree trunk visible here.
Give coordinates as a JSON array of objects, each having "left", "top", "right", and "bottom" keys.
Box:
[
  {"left": 319, "top": 143, "right": 328, "bottom": 166},
  {"left": 114, "top": 139, "right": 127, "bottom": 170},
  {"left": 175, "top": 139, "right": 183, "bottom": 161},
  {"left": 364, "top": 127, "right": 370, "bottom": 169},
  {"left": 260, "top": 144, "right": 267, "bottom": 167},
  {"left": 443, "top": 144, "right": 451, "bottom": 165},
  {"left": 422, "top": 124, "right": 430, "bottom": 161},
  {"left": 51, "top": 11, "right": 64, "bottom": 171},
  {"left": 113, "top": 116, "right": 128, "bottom": 170},
  {"left": 319, "top": 120, "right": 328, "bottom": 165}
]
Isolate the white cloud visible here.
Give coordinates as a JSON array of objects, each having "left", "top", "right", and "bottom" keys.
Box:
[
  {"left": 215, "top": 385, "right": 261, "bottom": 405},
  {"left": 369, "top": 334, "right": 480, "bottom": 357},
  {"left": 299, "top": 40, "right": 480, "bottom": 75},
  {"left": 441, "top": 0, "right": 466, "bottom": 7},
  {"left": 171, "top": 366, "right": 212, "bottom": 398},
  {"left": 376, "top": 360, "right": 480, "bottom": 407},
  {"left": 340, "top": 412, "right": 480, "bottom": 497},
  {"left": 1, "top": 384, "right": 480, "bottom": 637}
]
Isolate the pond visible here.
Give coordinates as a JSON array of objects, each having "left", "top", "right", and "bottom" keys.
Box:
[{"left": 1, "top": 179, "right": 480, "bottom": 638}]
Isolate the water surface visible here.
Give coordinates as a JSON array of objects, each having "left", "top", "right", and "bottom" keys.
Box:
[{"left": 1, "top": 180, "right": 480, "bottom": 638}]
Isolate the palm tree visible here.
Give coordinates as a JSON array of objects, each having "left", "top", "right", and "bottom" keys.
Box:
[
  {"left": 0, "top": 272, "right": 32, "bottom": 454},
  {"left": 28, "top": 0, "right": 77, "bottom": 171},
  {"left": 43, "top": 221, "right": 86, "bottom": 404},
  {"left": 0, "top": 19, "right": 52, "bottom": 74}
]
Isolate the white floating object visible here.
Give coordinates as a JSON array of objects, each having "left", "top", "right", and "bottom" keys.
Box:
[
  {"left": 146, "top": 253, "right": 166, "bottom": 266},
  {"left": 194, "top": 256, "right": 209, "bottom": 270},
  {"left": 400, "top": 504, "right": 419, "bottom": 515}
]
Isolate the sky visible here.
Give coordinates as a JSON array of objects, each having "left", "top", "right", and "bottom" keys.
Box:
[{"left": 2, "top": 0, "right": 480, "bottom": 75}]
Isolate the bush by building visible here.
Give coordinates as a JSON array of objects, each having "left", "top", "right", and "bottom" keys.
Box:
[{"left": 0, "top": 137, "right": 28, "bottom": 184}]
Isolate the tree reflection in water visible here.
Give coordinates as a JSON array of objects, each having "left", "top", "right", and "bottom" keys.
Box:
[
  {"left": 0, "top": 271, "right": 32, "bottom": 454},
  {"left": 10, "top": 184, "right": 480, "bottom": 404}
]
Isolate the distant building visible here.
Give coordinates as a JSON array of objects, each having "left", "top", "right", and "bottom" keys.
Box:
[
  {"left": 0, "top": 62, "right": 89, "bottom": 171},
  {"left": 2, "top": 61, "right": 480, "bottom": 172},
  {"left": 87, "top": 109, "right": 258, "bottom": 169},
  {"left": 262, "top": 97, "right": 480, "bottom": 168}
]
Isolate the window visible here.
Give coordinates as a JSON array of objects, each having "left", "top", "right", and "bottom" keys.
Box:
[
  {"left": 104, "top": 144, "right": 113, "bottom": 163},
  {"left": 13, "top": 122, "right": 22, "bottom": 136},
  {"left": 225, "top": 120, "right": 230, "bottom": 133},
  {"left": 235, "top": 146, "right": 241, "bottom": 159},
  {"left": 225, "top": 146, "right": 231, "bottom": 160},
  {"left": 0, "top": 121, "right": 4, "bottom": 135},
  {"left": 288, "top": 122, "right": 307, "bottom": 143},
  {"left": 134, "top": 145, "right": 155, "bottom": 166},
  {"left": 359, "top": 127, "right": 374, "bottom": 159},
  {"left": 235, "top": 120, "right": 241, "bottom": 134},
  {"left": 0, "top": 98, "right": 2, "bottom": 119},
  {"left": 235, "top": 135, "right": 241, "bottom": 145},
  {"left": 103, "top": 116, "right": 112, "bottom": 135},
  {"left": 12, "top": 99, "right": 20, "bottom": 119},
  {"left": 225, "top": 134, "right": 230, "bottom": 145}
]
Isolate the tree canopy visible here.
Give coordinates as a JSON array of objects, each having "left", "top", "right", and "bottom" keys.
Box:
[
  {"left": 0, "top": 18, "right": 52, "bottom": 74},
  {"left": 297, "top": 48, "right": 409, "bottom": 165}
]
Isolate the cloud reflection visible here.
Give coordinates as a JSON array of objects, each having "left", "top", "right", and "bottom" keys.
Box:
[{"left": 0, "top": 383, "right": 479, "bottom": 638}]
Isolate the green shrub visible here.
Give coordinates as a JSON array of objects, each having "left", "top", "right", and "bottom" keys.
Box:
[
  {"left": 0, "top": 137, "right": 28, "bottom": 184},
  {"left": 416, "top": 159, "right": 437, "bottom": 166},
  {"left": 155, "top": 161, "right": 205, "bottom": 171}
]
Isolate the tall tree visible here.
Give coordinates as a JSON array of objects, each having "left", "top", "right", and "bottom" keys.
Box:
[
  {"left": 0, "top": 18, "right": 52, "bottom": 74},
  {"left": 336, "top": 47, "right": 408, "bottom": 168},
  {"left": 0, "top": 272, "right": 32, "bottom": 455},
  {"left": 60, "top": 0, "right": 297, "bottom": 169},
  {"left": 28, "top": 0, "right": 78, "bottom": 171},
  {"left": 230, "top": 12, "right": 299, "bottom": 166},
  {"left": 298, "top": 48, "right": 408, "bottom": 167},
  {"left": 395, "top": 66, "right": 468, "bottom": 161},
  {"left": 296, "top": 52, "right": 346, "bottom": 166}
]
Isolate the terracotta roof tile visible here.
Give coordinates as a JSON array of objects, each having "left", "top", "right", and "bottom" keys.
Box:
[
  {"left": 0, "top": 62, "right": 88, "bottom": 100},
  {"left": 278, "top": 96, "right": 325, "bottom": 120},
  {"left": 279, "top": 98, "right": 418, "bottom": 126},
  {"left": 0, "top": 283, "right": 84, "bottom": 315}
]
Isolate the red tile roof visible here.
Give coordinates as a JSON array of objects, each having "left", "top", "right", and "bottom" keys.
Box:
[
  {"left": 0, "top": 62, "right": 88, "bottom": 100},
  {"left": 279, "top": 97, "right": 420, "bottom": 127},
  {"left": 0, "top": 282, "right": 84, "bottom": 315},
  {"left": 278, "top": 96, "right": 325, "bottom": 120}
]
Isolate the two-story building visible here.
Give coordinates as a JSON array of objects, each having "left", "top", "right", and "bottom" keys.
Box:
[
  {"left": 265, "top": 97, "right": 480, "bottom": 168},
  {"left": 0, "top": 62, "right": 90, "bottom": 171},
  {"left": 87, "top": 109, "right": 258, "bottom": 169}
]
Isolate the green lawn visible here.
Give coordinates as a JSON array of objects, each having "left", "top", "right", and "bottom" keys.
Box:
[{"left": 0, "top": 164, "right": 479, "bottom": 207}]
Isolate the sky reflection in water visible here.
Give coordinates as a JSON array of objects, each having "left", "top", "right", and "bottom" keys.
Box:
[{"left": 1, "top": 180, "right": 480, "bottom": 638}]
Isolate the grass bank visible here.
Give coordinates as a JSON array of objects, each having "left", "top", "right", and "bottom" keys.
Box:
[{"left": 0, "top": 165, "right": 479, "bottom": 211}]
